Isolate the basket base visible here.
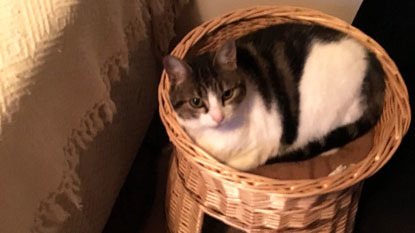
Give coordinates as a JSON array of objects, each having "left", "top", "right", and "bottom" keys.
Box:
[{"left": 166, "top": 149, "right": 364, "bottom": 233}]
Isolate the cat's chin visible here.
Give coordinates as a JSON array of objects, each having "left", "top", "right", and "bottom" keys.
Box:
[
  {"left": 182, "top": 122, "right": 228, "bottom": 134},
  {"left": 198, "top": 122, "right": 225, "bottom": 130},
  {"left": 178, "top": 116, "right": 242, "bottom": 133}
]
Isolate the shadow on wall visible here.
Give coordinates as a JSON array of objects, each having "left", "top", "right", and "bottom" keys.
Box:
[{"left": 172, "top": 0, "right": 363, "bottom": 47}]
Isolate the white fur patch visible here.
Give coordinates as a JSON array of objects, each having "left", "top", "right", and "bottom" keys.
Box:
[
  {"left": 181, "top": 84, "right": 283, "bottom": 171},
  {"left": 289, "top": 37, "right": 367, "bottom": 151}
]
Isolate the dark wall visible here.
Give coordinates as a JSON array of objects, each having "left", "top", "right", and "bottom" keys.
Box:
[{"left": 352, "top": 1, "right": 415, "bottom": 232}]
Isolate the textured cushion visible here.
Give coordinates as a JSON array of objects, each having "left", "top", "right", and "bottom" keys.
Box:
[{"left": 252, "top": 130, "right": 374, "bottom": 180}]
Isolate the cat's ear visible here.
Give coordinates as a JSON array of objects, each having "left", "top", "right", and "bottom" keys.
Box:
[
  {"left": 214, "top": 40, "right": 237, "bottom": 71},
  {"left": 163, "top": 55, "right": 191, "bottom": 86}
]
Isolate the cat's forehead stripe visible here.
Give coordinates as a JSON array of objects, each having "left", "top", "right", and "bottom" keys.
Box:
[{"left": 208, "top": 91, "right": 220, "bottom": 108}]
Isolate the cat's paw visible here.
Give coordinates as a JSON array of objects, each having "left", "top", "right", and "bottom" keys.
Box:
[
  {"left": 320, "top": 148, "right": 339, "bottom": 156},
  {"left": 226, "top": 155, "right": 261, "bottom": 171}
]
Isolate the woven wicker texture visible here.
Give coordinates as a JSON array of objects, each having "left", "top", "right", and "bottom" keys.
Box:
[{"left": 159, "top": 6, "right": 411, "bottom": 233}]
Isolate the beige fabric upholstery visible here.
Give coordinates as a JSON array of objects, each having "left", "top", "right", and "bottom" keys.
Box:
[{"left": 0, "top": 0, "right": 187, "bottom": 232}]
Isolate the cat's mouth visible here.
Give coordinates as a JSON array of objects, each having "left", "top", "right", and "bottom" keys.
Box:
[
  {"left": 212, "top": 116, "right": 244, "bottom": 131},
  {"left": 208, "top": 121, "right": 224, "bottom": 129},
  {"left": 203, "top": 118, "right": 227, "bottom": 129}
]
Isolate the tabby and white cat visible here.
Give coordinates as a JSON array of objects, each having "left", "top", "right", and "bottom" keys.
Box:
[{"left": 163, "top": 23, "right": 385, "bottom": 171}]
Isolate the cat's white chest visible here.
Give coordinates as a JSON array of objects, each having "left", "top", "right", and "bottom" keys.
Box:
[{"left": 189, "top": 91, "right": 282, "bottom": 171}]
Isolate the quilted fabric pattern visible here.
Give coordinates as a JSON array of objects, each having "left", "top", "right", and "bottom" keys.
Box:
[{"left": 0, "top": 0, "right": 188, "bottom": 232}]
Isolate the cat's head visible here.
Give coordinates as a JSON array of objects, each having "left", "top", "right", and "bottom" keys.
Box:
[{"left": 163, "top": 40, "right": 248, "bottom": 130}]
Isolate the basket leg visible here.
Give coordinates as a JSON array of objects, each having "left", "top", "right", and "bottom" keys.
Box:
[
  {"left": 165, "top": 151, "right": 205, "bottom": 233},
  {"left": 345, "top": 182, "right": 364, "bottom": 233}
]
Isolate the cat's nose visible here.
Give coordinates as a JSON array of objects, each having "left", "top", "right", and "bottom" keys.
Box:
[
  {"left": 210, "top": 109, "right": 224, "bottom": 123},
  {"left": 212, "top": 114, "right": 224, "bottom": 123}
]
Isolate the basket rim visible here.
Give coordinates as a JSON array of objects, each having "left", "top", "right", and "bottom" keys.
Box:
[{"left": 159, "top": 5, "right": 411, "bottom": 197}]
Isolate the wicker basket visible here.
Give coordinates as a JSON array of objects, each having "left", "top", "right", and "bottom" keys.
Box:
[{"left": 158, "top": 6, "right": 411, "bottom": 233}]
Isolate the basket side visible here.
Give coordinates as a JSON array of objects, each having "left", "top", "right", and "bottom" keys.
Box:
[{"left": 166, "top": 148, "right": 365, "bottom": 232}]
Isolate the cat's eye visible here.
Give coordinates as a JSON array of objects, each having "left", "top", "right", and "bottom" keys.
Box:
[
  {"left": 222, "top": 89, "right": 234, "bottom": 101},
  {"left": 189, "top": 98, "right": 203, "bottom": 108}
]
